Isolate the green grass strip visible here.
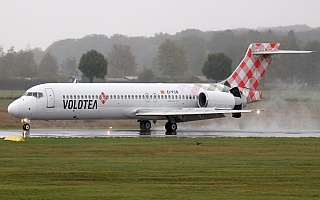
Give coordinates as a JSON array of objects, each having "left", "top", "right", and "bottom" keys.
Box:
[{"left": 0, "top": 137, "right": 320, "bottom": 199}]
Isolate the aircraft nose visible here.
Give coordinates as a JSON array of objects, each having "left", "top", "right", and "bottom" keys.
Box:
[{"left": 8, "top": 101, "right": 19, "bottom": 117}]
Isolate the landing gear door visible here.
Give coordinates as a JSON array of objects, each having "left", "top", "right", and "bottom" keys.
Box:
[{"left": 45, "top": 88, "right": 55, "bottom": 108}]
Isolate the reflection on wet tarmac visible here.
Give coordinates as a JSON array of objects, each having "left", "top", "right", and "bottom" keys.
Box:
[{"left": 1, "top": 128, "right": 320, "bottom": 138}]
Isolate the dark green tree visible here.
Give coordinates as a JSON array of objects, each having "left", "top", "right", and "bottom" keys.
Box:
[
  {"left": 301, "top": 40, "right": 320, "bottom": 86},
  {"left": 280, "top": 30, "right": 301, "bottom": 83},
  {"left": 157, "top": 39, "right": 189, "bottom": 79},
  {"left": 202, "top": 52, "right": 232, "bottom": 81},
  {"left": 61, "top": 57, "right": 78, "bottom": 77},
  {"left": 78, "top": 50, "right": 108, "bottom": 82},
  {"left": 107, "top": 44, "right": 137, "bottom": 77},
  {"left": 138, "top": 67, "right": 155, "bottom": 82},
  {"left": 0, "top": 51, "right": 15, "bottom": 79},
  {"left": 14, "top": 50, "right": 37, "bottom": 78},
  {"left": 38, "top": 52, "right": 58, "bottom": 80}
]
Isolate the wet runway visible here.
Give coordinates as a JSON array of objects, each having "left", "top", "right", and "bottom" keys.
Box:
[{"left": 1, "top": 128, "right": 320, "bottom": 138}]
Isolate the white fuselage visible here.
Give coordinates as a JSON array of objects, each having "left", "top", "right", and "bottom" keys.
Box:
[{"left": 8, "top": 82, "right": 235, "bottom": 121}]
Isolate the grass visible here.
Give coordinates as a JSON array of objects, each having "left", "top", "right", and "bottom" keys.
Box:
[
  {"left": 0, "top": 90, "right": 24, "bottom": 99},
  {"left": 0, "top": 137, "right": 320, "bottom": 199}
]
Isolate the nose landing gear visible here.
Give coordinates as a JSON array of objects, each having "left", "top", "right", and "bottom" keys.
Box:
[
  {"left": 21, "top": 118, "right": 31, "bottom": 131},
  {"left": 22, "top": 123, "right": 30, "bottom": 131}
]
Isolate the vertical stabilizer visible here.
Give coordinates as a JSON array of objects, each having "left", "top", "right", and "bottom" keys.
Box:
[{"left": 225, "top": 43, "right": 279, "bottom": 91}]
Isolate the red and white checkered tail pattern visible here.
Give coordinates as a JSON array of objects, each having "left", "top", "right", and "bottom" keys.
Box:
[
  {"left": 226, "top": 43, "right": 280, "bottom": 90},
  {"left": 240, "top": 88, "right": 262, "bottom": 103}
]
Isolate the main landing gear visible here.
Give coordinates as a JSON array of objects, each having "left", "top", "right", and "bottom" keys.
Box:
[
  {"left": 165, "top": 121, "right": 177, "bottom": 132},
  {"left": 139, "top": 120, "right": 177, "bottom": 132},
  {"left": 139, "top": 120, "right": 152, "bottom": 130}
]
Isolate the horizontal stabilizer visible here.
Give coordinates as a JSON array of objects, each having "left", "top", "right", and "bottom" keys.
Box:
[{"left": 253, "top": 50, "right": 315, "bottom": 55}]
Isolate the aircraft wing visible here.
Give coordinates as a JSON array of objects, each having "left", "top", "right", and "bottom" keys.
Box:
[{"left": 135, "top": 107, "right": 252, "bottom": 116}]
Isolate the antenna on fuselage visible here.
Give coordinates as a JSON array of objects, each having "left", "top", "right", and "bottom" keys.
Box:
[{"left": 73, "top": 79, "right": 77, "bottom": 83}]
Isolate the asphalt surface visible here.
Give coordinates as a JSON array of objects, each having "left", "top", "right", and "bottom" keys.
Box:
[{"left": 1, "top": 128, "right": 320, "bottom": 138}]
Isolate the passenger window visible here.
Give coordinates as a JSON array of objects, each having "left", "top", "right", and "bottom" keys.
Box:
[
  {"left": 81, "top": 95, "right": 84, "bottom": 99},
  {"left": 78, "top": 95, "right": 80, "bottom": 99},
  {"left": 128, "top": 95, "right": 130, "bottom": 99},
  {"left": 85, "top": 95, "right": 87, "bottom": 99},
  {"left": 139, "top": 95, "right": 141, "bottom": 99},
  {"left": 63, "top": 95, "right": 65, "bottom": 99},
  {"left": 142, "top": 95, "right": 145, "bottom": 99},
  {"left": 135, "top": 95, "right": 138, "bottom": 99},
  {"left": 121, "top": 95, "right": 123, "bottom": 99}
]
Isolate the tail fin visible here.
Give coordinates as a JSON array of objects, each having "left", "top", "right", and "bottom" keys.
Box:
[
  {"left": 225, "top": 43, "right": 279, "bottom": 90},
  {"left": 223, "top": 43, "right": 314, "bottom": 103}
]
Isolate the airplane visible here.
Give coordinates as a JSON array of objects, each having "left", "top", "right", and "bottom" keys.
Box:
[{"left": 7, "top": 43, "right": 314, "bottom": 132}]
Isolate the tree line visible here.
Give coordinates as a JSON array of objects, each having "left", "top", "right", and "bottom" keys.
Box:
[{"left": 0, "top": 26, "right": 319, "bottom": 89}]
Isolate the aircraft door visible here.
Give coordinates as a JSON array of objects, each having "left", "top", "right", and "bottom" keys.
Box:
[{"left": 45, "top": 88, "right": 55, "bottom": 108}]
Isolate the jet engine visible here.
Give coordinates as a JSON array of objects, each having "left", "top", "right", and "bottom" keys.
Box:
[
  {"left": 198, "top": 88, "right": 247, "bottom": 118},
  {"left": 198, "top": 91, "right": 235, "bottom": 109}
]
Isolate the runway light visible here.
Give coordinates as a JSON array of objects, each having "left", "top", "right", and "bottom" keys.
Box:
[{"left": 109, "top": 127, "right": 112, "bottom": 129}]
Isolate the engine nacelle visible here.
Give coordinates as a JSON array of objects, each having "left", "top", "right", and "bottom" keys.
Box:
[{"left": 198, "top": 91, "right": 235, "bottom": 109}]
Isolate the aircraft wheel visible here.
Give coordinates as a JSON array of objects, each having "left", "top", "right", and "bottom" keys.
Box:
[
  {"left": 144, "top": 121, "right": 151, "bottom": 130},
  {"left": 23, "top": 123, "right": 30, "bottom": 131},
  {"left": 140, "top": 120, "right": 151, "bottom": 130},
  {"left": 165, "top": 122, "right": 177, "bottom": 132}
]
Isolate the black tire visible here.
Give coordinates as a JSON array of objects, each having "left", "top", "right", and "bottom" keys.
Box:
[
  {"left": 23, "top": 124, "right": 30, "bottom": 131},
  {"left": 165, "top": 122, "right": 177, "bottom": 132},
  {"left": 140, "top": 120, "right": 151, "bottom": 130},
  {"left": 144, "top": 121, "right": 151, "bottom": 130}
]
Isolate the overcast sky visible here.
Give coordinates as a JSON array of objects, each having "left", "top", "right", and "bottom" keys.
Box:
[{"left": 1, "top": 0, "right": 319, "bottom": 51}]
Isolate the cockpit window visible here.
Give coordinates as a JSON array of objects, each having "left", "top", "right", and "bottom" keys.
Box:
[{"left": 23, "top": 92, "right": 44, "bottom": 99}]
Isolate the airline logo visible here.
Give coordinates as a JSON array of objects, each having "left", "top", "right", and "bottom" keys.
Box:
[
  {"left": 63, "top": 99, "right": 98, "bottom": 110},
  {"left": 99, "top": 92, "right": 108, "bottom": 104}
]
